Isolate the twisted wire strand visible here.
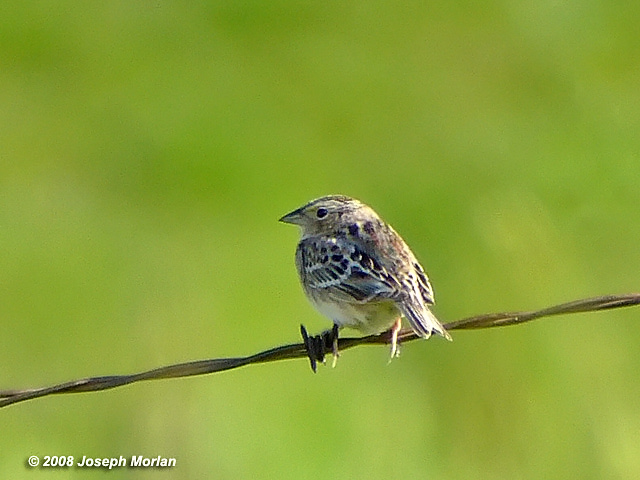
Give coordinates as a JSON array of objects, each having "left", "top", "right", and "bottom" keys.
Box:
[{"left": 1, "top": 293, "right": 638, "bottom": 408}]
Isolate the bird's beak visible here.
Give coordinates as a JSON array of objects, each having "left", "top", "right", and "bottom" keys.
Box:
[{"left": 279, "top": 207, "right": 304, "bottom": 225}]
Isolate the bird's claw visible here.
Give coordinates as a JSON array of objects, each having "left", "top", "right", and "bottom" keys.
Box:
[{"left": 388, "top": 318, "right": 402, "bottom": 361}]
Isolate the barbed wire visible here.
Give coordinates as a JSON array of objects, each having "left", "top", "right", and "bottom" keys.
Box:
[{"left": 1, "top": 293, "right": 639, "bottom": 408}]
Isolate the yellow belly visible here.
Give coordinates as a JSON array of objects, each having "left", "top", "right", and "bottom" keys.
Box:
[{"left": 309, "top": 296, "right": 401, "bottom": 334}]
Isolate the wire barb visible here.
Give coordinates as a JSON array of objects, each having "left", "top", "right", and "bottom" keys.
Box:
[
  {"left": 1, "top": 293, "right": 639, "bottom": 408},
  {"left": 300, "top": 323, "right": 340, "bottom": 372}
]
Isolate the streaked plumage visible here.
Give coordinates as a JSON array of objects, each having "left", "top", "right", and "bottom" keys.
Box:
[{"left": 280, "top": 195, "right": 451, "bottom": 361}]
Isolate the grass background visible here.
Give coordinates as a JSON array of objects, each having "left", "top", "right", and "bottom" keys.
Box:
[{"left": 2, "top": 1, "right": 640, "bottom": 478}]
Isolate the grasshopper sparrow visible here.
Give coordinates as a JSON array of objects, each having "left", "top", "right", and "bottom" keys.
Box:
[{"left": 280, "top": 195, "right": 451, "bottom": 366}]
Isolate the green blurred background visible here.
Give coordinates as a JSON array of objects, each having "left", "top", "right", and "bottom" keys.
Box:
[{"left": 2, "top": 1, "right": 640, "bottom": 478}]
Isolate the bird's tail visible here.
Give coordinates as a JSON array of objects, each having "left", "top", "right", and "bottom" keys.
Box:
[{"left": 401, "top": 302, "right": 452, "bottom": 341}]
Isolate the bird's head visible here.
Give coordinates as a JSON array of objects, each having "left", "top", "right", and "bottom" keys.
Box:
[{"left": 279, "top": 195, "right": 372, "bottom": 237}]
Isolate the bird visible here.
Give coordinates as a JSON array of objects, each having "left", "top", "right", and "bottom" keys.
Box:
[{"left": 280, "top": 195, "right": 451, "bottom": 366}]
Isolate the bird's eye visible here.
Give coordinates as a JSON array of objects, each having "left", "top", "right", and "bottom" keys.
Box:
[{"left": 316, "top": 207, "right": 328, "bottom": 219}]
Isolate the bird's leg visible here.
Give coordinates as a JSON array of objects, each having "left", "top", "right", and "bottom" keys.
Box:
[
  {"left": 330, "top": 323, "right": 340, "bottom": 368},
  {"left": 389, "top": 317, "right": 402, "bottom": 360}
]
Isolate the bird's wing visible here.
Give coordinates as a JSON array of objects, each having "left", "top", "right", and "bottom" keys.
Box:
[
  {"left": 411, "top": 260, "right": 435, "bottom": 305},
  {"left": 297, "top": 237, "right": 400, "bottom": 303}
]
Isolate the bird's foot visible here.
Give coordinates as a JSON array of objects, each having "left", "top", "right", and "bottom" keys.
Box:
[
  {"left": 388, "top": 318, "right": 402, "bottom": 361},
  {"left": 330, "top": 323, "right": 340, "bottom": 368}
]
